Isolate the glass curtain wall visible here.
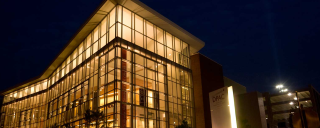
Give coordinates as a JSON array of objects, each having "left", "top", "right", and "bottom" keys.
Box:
[
  {"left": 1, "top": 5, "right": 194, "bottom": 128},
  {"left": 0, "top": 80, "right": 48, "bottom": 128}
]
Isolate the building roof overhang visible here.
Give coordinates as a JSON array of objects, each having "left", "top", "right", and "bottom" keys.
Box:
[{"left": 1, "top": 0, "right": 205, "bottom": 95}]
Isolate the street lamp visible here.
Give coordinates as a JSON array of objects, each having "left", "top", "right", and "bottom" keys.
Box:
[
  {"left": 276, "top": 84, "right": 285, "bottom": 93},
  {"left": 295, "top": 91, "right": 306, "bottom": 128},
  {"left": 276, "top": 84, "right": 283, "bottom": 89},
  {"left": 281, "top": 88, "right": 288, "bottom": 92}
]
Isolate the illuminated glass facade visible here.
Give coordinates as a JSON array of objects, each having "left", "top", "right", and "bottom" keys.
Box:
[{"left": 1, "top": 5, "right": 194, "bottom": 128}]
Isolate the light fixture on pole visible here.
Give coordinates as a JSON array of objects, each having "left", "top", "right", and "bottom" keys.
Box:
[
  {"left": 276, "top": 84, "right": 283, "bottom": 89},
  {"left": 276, "top": 84, "right": 284, "bottom": 93},
  {"left": 296, "top": 91, "right": 306, "bottom": 128},
  {"left": 281, "top": 88, "right": 288, "bottom": 92}
]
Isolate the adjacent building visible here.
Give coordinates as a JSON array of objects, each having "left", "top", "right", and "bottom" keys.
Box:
[
  {"left": 0, "top": 0, "right": 205, "bottom": 127},
  {"left": 263, "top": 85, "right": 320, "bottom": 128},
  {"left": 190, "top": 53, "right": 267, "bottom": 128}
]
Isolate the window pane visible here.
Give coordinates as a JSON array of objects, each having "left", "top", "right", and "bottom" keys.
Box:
[
  {"left": 135, "top": 54, "right": 144, "bottom": 66},
  {"left": 135, "top": 31, "right": 143, "bottom": 48},
  {"left": 135, "top": 75, "right": 144, "bottom": 87},
  {"left": 175, "top": 37, "right": 181, "bottom": 52},
  {"left": 166, "top": 33, "right": 173, "bottom": 48},
  {"left": 182, "top": 42, "right": 188, "bottom": 56},
  {"left": 117, "top": 6, "right": 122, "bottom": 23},
  {"left": 87, "top": 34, "right": 92, "bottom": 48},
  {"left": 101, "top": 17, "right": 107, "bottom": 36},
  {"left": 86, "top": 48, "right": 91, "bottom": 59},
  {"left": 110, "top": 8, "right": 116, "bottom": 26},
  {"left": 109, "top": 49, "right": 115, "bottom": 61},
  {"left": 135, "top": 15, "right": 143, "bottom": 33},
  {"left": 157, "top": 27, "right": 164, "bottom": 44},
  {"left": 94, "top": 27, "right": 99, "bottom": 42},
  {"left": 146, "top": 21, "right": 154, "bottom": 39},
  {"left": 123, "top": 8, "right": 131, "bottom": 28},
  {"left": 157, "top": 43, "right": 164, "bottom": 57},
  {"left": 147, "top": 59, "right": 155, "bottom": 70},
  {"left": 109, "top": 25, "right": 116, "bottom": 41},
  {"left": 101, "top": 35, "right": 106, "bottom": 48},
  {"left": 147, "top": 38, "right": 154, "bottom": 53},
  {"left": 123, "top": 25, "right": 131, "bottom": 42},
  {"left": 135, "top": 65, "right": 144, "bottom": 76},
  {"left": 167, "top": 48, "right": 173, "bottom": 61},
  {"left": 93, "top": 42, "right": 98, "bottom": 54},
  {"left": 108, "top": 60, "right": 115, "bottom": 72}
]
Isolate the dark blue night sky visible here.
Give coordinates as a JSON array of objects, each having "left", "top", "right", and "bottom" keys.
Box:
[{"left": 0, "top": 0, "right": 320, "bottom": 93}]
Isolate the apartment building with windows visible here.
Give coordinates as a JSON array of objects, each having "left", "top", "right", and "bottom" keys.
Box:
[{"left": 0, "top": 0, "right": 205, "bottom": 128}]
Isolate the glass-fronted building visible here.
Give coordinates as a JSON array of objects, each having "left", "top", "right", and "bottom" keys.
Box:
[{"left": 0, "top": 0, "right": 205, "bottom": 128}]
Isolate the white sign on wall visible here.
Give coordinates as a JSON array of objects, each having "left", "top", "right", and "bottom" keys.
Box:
[{"left": 209, "top": 86, "right": 237, "bottom": 128}]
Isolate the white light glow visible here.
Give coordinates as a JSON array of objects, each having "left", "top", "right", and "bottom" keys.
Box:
[
  {"left": 276, "top": 84, "right": 283, "bottom": 88},
  {"left": 228, "top": 86, "right": 237, "bottom": 128},
  {"left": 289, "top": 102, "right": 293, "bottom": 105},
  {"left": 288, "top": 93, "right": 292, "bottom": 96},
  {"left": 281, "top": 88, "right": 288, "bottom": 92},
  {"left": 294, "top": 97, "right": 297, "bottom": 100}
]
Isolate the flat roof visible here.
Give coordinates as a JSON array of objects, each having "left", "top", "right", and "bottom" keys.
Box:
[{"left": 1, "top": 0, "right": 205, "bottom": 95}]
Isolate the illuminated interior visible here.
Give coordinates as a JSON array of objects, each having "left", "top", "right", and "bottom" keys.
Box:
[{"left": 0, "top": 5, "right": 194, "bottom": 128}]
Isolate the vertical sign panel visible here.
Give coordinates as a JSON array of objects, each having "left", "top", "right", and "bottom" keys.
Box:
[{"left": 209, "top": 86, "right": 237, "bottom": 128}]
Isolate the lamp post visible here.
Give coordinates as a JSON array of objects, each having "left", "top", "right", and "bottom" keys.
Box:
[
  {"left": 276, "top": 84, "right": 288, "bottom": 93},
  {"left": 281, "top": 88, "right": 288, "bottom": 93},
  {"left": 287, "top": 90, "right": 306, "bottom": 128},
  {"left": 276, "top": 84, "right": 283, "bottom": 93},
  {"left": 295, "top": 91, "right": 306, "bottom": 128},
  {"left": 288, "top": 91, "right": 305, "bottom": 128}
]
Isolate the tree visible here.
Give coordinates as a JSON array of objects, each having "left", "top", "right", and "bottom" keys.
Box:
[
  {"left": 51, "top": 123, "right": 59, "bottom": 128},
  {"left": 51, "top": 122, "right": 72, "bottom": 128},
  {"left": 175, "top": 119, "right": 191, "bottom": 128},
  {"left": 240, "top": 119, "right": 251, "bottom": 128},
  {"left": 63, "top": 123, "right": 71, "bottom": 128},
  {"left": 84, "top": 109, "right": 105, "bottom": 128}
]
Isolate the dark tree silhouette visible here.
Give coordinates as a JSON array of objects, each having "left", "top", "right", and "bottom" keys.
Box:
[
  {"left": 51, "top": 122, "right": 72, "bottom": 128},
  {"left": 240, "top": 119, "right": 251, "bottom": 128},
  {"left": 84, "top": 109, "right": 105, "bottom": 128},
  {"left": 175, "top": 119, "right": 191, "bottom": 128},
  {"left": 63, "top": 123, "right": 71, "bottom": 128},
  {"left": 51, "top": 123, "right": 59, "bottom": 128}
]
